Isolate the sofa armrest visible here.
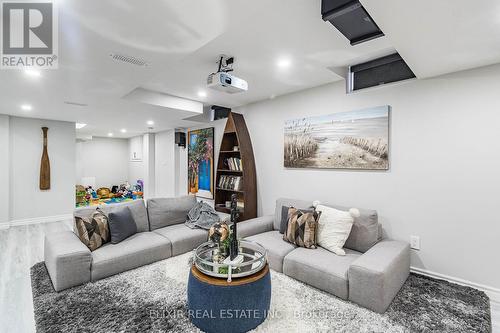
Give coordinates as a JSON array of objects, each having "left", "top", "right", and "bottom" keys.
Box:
[
  {"left": 44, "top": 231, "right": 92, "bottom": 292},
  {"left": 238, "top": 215, "right": 274, "bottom": 239},
  {"left": 348, "top": 240, "right": 410, "bottom": 313}
]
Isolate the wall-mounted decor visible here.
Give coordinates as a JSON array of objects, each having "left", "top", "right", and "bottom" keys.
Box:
[
  {"left": 188, "top": 127, "right": 214, "bottom": 199},
  {"left": 284, "top": 106, "right": 390, "bottom": 170},
  {"left": 39, "top": 127, "right": 51, "bottom": 190}
]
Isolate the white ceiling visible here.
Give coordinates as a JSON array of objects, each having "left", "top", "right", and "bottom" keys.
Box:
[{"left": 0, "top": 0, "right": 498, "bottom": 138}]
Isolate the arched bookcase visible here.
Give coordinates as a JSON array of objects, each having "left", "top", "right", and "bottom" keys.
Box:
[{"left": 214, "top": 112, "right": 257, "bottom": 221}]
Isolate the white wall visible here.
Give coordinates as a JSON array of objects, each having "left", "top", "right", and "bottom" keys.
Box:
[
  {"left": 76, "top": 137, "right": 128, "bottom": 188},
  {"left": 8, "top": 116, "right": 76, "bottom": 221},
  {"left": 0, "top": 115, "right": 9, "bottom": 224},
  {"left": 236, "top": 63, "right": 500, "bottom": 290}
]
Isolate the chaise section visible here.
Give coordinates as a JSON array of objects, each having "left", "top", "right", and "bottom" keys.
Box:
[
  {"left": 283, "top": 247, "right": 361, "bottom": 300},
  {"left": 348, "top": 240, "right": 410, "bottom": 313},
  {"left": 153, "top": 224, "right": 208, "bottom": 256},
  {"left": 237, "top": 215, "right": 274, "bottom": 238},
  {"left": 44, "top": 231, "right": 92, "bottom": 292},
  {"left": 91, "top": 232, "right": 171, "bottom": 281},
  {"left": 245, "top": 231, "right": 296, "bottom": 272}
]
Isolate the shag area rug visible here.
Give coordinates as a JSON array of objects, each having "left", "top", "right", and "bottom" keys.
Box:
[{"left": 31, "top": 253, "right": 491, "bottom": 333}]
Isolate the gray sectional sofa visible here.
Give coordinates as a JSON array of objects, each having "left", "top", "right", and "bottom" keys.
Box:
[{"left": 44, "top": 196, "right": 410, "bottom": 314}]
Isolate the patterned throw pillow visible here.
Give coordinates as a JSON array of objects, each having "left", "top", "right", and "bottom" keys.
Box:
[
  {"left": 74, "top": 208, "right": 110, "bottom": 251},
  {"left": 283, "top": 207, "right": 320, "bottom": 249}
]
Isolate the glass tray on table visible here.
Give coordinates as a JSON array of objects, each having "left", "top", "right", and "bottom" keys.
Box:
[{"left": 193, "top": 240, "right": 267, "bottom": 281}]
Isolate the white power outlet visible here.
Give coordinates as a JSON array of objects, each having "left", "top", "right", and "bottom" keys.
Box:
[{"left": 410, "top": 236, "right": 420, "bottom": 250}]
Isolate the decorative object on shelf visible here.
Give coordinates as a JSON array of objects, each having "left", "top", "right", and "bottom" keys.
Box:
[
  {"left": 215, "top": 112, "right": 257, "bottom": 221},
  {"left": 188, "top": 127, "right": 214, "bottom": 199},
  {"left": 229, "top": 194, "right": 240, "bottom": 260},
  {"left": 39, "top": 127, "right": 51, "bottom": 190},
  {"left": 284, "top": 105, "right": 390, "bottom": 170}
]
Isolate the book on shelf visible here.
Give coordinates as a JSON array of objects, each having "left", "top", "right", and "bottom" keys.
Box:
[
  {"left": 218, "top": 175, "right": 243, "bottom": 191},
  {"left": 224, "top": 157, "right": 243, "bottom": 171}
]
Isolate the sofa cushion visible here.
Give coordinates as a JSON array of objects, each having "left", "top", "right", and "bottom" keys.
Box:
[
  {"left": 153, "top": 223, "right": 208, "bottom": 256},
  {"left": 147, "top": 196, "right": 197, "bottom": 230},
  {"left": 108, "top": 206, "right": 137, "bottom": 244},
  {"left": 283, "top": 208, "right": 319, "bottom": 249},
  {"left": 283, "top": 246, "right": 361, "bottom": 300},
  {"left": 74, "top": 208, "right": 110, "bottom": 251},
  {"left": 245, "top": 231, "right": 296, "bottom": 273},
  {"left": 91, "top": 232, "right": 171, "bottom": 281},
  {"left": 237, "top": 215, "right": 274, "bottom": 239},
  {"left": 75, "top": 200, "right": 149, "bottom": 233},
  {"left": 274, "top": 198, "right": 314, "bottom": 231},
  {"left": 275, "top": 198, "right": 380, "bottom": 253}
]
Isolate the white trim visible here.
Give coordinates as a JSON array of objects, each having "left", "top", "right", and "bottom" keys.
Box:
[
  {"left": 6, "top": 214, "right": 73, "bottom": 227},
  {"left": 411, "top": 266, "right": 500, "bottom": 304}
]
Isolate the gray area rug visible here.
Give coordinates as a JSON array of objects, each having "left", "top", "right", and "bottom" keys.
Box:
[{"left": 31, "top": 253, "right": 491, "bottom": 333}]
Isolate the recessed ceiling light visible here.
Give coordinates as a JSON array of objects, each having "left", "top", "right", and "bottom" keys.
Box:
[
  {"left": 120, "top": 129, "right": 127, "bottom": 133},
  {"left": 197, "top": 91, "right": 207, "bottom": 98},
  {"left": 147, "top": 120, "right": 154, "bottom": 126},
  {"left": 75, "top": 123, "right": 87, "bottom": 129},
  {"left": 21, "top": 104, "right": 32, "bottom": 111},
  {"left": 277, "top": 57, "right": 292, "bottom": 69},
  {"left": 24, "top": 69, "right": 41, "bottom": 77},
  {"left": 108, "top": 133, "right": 113, "bottom": 137}
]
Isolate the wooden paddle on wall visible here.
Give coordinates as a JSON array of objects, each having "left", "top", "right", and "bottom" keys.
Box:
[{"left": 39, "top": 127, "right": 51, "bottom": 190}]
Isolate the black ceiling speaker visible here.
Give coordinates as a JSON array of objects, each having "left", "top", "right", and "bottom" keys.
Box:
[
  {"left": 321, "top": 0, "right": 384, "bottom": 45},
  {"left": 348, "top": 53, "right": 416, "bottom": 92},
  {"left": 175, "top": 132, "right": 186, "bottom": 148},
  {"left": 211, "top": 105, "right": 231, "bottom": 120}
]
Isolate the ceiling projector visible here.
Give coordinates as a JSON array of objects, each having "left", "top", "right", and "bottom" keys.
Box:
[{"left": 207, "top": 55, "right": 248, "bottom": 94}]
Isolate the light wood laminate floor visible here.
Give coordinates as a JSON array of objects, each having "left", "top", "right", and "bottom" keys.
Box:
[{"left": 0, "top": 221, "right": 499, "bottom": 333}]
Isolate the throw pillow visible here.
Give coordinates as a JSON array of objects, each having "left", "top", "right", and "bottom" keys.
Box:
[
  {"left": 108, "top": 206, "right": 138, "bottom": 244},
  {"left": 279, "top": 205, "right": 314, "bottom": 234},
  {"left": 283, "top": 207, "right": 320, "bottom": 249},
  {"left": 315, "top": 204, "right": 360, "bottom": 256},
  {"left": 74, "top": 208, "right": 110, "bottom": 251}
]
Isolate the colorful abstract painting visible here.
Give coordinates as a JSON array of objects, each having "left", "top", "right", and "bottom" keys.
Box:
[
  {"left": 188, "top": 127, "right": 214, "bottom": 199},
  {"left": 284, "top": 106, "right": 390, "bottom": 170}
]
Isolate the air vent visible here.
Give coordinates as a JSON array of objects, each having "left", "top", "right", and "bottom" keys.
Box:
[
  {"left": 347, "top": 53, "right": 416, "bottom": 92},
  {"left": 322, "top": 0, "right": 384, "bottom": 45},
  {"left": 64, "top": 101, "right": 88, "bottom": 107},
  {"left": 110, "top": 53, "right": 148, "bottom": 67}
]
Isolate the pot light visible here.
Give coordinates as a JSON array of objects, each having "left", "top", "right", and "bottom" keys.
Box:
[
  {"left": 75, "top": 123, "right": 87, "bottom": 129},
  {"left": 21, "top": 104, "right": 32, "bottom": 111},
  {"left": 24, "top": 69, "right": 41, "bottom": 77},
  {"left": 197, "top": 91, "right": 207, "bottom": 98},
  {"left": 108, "top": 133, "right": 113, "bottom": 137},
  {"left": 277, "top": 57, "right": 292, "bottom": 69},
  {"left": 120, "top": 129, "right": 127, "bottom": 133},
  {"left": 147, "top": 120, "right": 154, "bottom": 126}
]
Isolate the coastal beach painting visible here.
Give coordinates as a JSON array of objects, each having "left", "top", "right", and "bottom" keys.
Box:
[
  {"left": 188, "top": 127, "right": 214, "bottom": 199},
  {"left": 284, "top": 106, "right": 390, "bottom": 170}
]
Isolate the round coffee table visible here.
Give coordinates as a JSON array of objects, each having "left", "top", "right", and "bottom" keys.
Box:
[{"left": 187, "top": 240, "right": 271, "bottom": 333}]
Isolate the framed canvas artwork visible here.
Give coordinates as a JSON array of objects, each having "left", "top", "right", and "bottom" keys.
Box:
[
  {"left": 188, "top": 127, "right": 215, "bottom": 199},
  {"left": 284, "top": 106, "right": 390, "bottom": 170}
]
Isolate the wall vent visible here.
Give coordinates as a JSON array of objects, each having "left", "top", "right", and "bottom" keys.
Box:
[
  {"left": 110, "top": 53, "right": 149, "bottom": 67},
  {"left": 64, "top": 101, "right": 88, "bottom": 107}
]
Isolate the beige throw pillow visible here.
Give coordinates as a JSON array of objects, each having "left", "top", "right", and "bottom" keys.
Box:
[{"left": 316, "top": 204, "right": 360, "bottom": 256}]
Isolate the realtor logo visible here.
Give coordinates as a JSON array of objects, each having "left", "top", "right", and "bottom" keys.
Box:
[{"left": 1, "top": 1, "right": 58, "bottom": 69}]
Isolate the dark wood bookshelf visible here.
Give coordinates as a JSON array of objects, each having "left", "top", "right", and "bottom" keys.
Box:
[{"left": 215, "top": 112, "right": 257, "bottom": 221}]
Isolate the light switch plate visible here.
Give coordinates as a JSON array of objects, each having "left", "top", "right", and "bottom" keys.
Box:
[{"left": 410, "top": 235, "right": 420, "bottom": 250}]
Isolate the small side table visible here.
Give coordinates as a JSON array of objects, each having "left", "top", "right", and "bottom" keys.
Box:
[{"left": 187, "top": 264, "right": 271, "bottom": 333}]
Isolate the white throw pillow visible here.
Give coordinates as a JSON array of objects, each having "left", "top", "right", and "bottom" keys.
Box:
[{"left": 315, "top": 204, "right": 360, "bottom": 256}]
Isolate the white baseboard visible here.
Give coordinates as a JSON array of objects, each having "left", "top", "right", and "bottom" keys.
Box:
[
  {"left": 411, "top": 266, "right": 500, "bottom": 304},
  {"left": 4, "top": 214, "right": 73, "bottom": 228}
]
